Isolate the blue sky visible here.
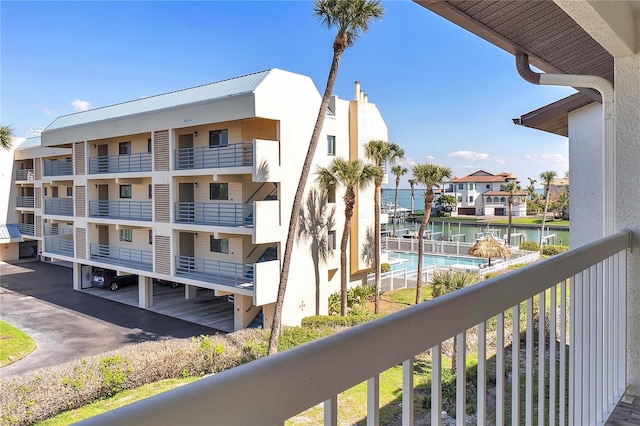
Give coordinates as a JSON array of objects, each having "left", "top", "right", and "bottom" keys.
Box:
[{"left": 1, "top": 1, "right": 575, "bottom": 188}]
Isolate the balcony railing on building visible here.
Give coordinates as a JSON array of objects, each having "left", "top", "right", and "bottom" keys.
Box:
[
  {"left": 88, "top": 153, "right": 152, "bottom": 174},
  {"left": 44, "top": 198, "right": 74, "bottom": 216},
  {"left": 90, "top": 244, "right": 152, "bottom": 271},
  {"left": 17, "top": 223, "right": 35, "bottom": 236},
  {"left": 44, "top": 236, "right": 74, "bottom": 257},
  {"left": 174, "top": 142, "right": 253, "bottom": 170},
  {"left": 16, "top": 196, "right": 35, "bottom": 208},
  {"left": 43, "top": 159, "right": 73, "bottom": 176},
  {"left": 175, "top": 256, "right": 255, "bottom": 288},
  {"left": 174, "top": 202, "right": 253, "bottom": 227},
  {"left": 87, "top": 231, "right": 631, "bottom": 426},
  {"left": 89, "top": 200, "right": 152, "bottom": 221},
  {"left": 15, "top": 169, "right": 35, "bottom": 181}
]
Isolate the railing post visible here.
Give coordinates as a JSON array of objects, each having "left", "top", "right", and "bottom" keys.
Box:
[
  {"left": 477, "top": 322, "right": 486, "bottom": 426},
  {"left": 402, "top": 358, "right": 414, "bottom": 425},
  {"left": 323, "top": 396, "right": 337, "bottom": 426},
  {"left": 367, "top": 376, "right": 379, "bottom": 426}
]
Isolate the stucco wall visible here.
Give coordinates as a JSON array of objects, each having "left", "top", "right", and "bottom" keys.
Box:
[{"left": 568, "top": 102, "right": 603, "bottom": 248}]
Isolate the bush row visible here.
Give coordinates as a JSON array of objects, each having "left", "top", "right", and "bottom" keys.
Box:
[
  {"left": 301, "top": 315, "right": 380, "bottom": 328},
  {"left": 542, "top": 244, "right": 569, "bottom": 256}
]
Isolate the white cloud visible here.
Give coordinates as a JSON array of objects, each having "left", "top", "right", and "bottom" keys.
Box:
[
  {"left": 522, "top": 153, "right": 567, "bottom": 164},
  {"left": 448, "top": 150, "right": 489, "bottom": 161},
  {"left": 424, "top": 155, "right": 436, "bottom": 161},
  {"left": 25, "top": 127, "right": 44, "bottom": 137},
  {"left": 71, "top": 99, "right": 91, "bottom": 112},
  {"left": 39, "top": 106, "right": 54, "bottom": 116}
]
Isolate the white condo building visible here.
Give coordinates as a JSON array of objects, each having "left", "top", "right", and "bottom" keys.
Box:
[{"left": 1, "top": 69, "right": 388, "bottom": 330}]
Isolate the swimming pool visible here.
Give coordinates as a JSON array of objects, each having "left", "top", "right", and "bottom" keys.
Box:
[{"left": 387, "top": 251, "right": 485, "bottom": 271}]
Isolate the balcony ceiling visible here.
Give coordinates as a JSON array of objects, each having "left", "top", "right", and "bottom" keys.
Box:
[{"left": 414, "top": 0, "right": 614, "bottom": 84}]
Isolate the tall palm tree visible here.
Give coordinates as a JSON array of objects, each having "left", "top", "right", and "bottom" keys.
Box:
[
  {"left": 539, "top": 170, "right": 557, "bottom": 249},
  {"left": 412, "top": 163, "right": 453, "bottom": 304},
  {"left": 409, "top": 178, "right": 417, "bottom": 213},
  {"left": 0, "top": 125, "right": 14, "bottom": 151},
  {"left": 316, "top": 158, "right": 379, "bottom": 316},
  {"left": 268, "top": 0, "right": 383, "bottom": 354},
  {"left": 503, "top": 181, "right": 521, "bottom": 246},
  {"left": 297, "top": 189, "right": 336, "bottom": 315},
  {"left": 364, "top": 140, "right": 404, "bottom": 314},
  {"left": 391, "top": 165, "right": 408, "bottom": 237}
]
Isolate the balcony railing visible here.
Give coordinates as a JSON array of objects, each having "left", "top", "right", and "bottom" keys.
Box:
[
  {"left": 44, "top": 198, "right": 74, "bottom": 216},
  {"left": 88, "top": 153, "right": 152, "bottom": 174},
  {"left": 89, "top": 200, "right": 152, "bottom": 221},
  {"left": 15, "top": 169, "right": 35, "bottom": 181},
  {"left": 174, "top": 256, "right": 254, "bottom": 288},
  {"left": 43, "top": 159, "right": 73, "bottom": 176},
  {"left": 16, "top": 196, "right": 35, "bottom": 208},
  {"left": 44, "top": 236, "right": 74, "bottom": 257},
  {"left": 87, "top": 231, "right": 631, "bottom": 426},
  {"left": 174, "top": 142, "right": 253, "bottom": 170},
  {"left": 90, "top": 244, "right": 152, "bottom": 271},
  {"left": 17, "top": 223, "right": 35, "bottom": 236},
  {"left": 174, "top": 202, "right": 253, "bottom": 226}
]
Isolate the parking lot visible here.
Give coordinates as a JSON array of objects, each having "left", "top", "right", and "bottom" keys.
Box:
[{"left": 0, "top": 260, "right": 234, "bottom": 377}]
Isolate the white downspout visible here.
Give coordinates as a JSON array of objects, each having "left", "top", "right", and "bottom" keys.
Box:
[{"left": 516, "top": 52, "right": 616, "bottom": 237}]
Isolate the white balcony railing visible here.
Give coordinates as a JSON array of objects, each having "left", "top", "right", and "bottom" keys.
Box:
[
  {"left": 80, "top": 231, "right": 630, "bottom": 426},
  {"left": 15, "top": 169, "right": 35, "bottom": 181}
]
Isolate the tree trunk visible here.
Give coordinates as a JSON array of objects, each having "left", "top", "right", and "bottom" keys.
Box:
[
  {"left": 393, "top": 177, "right": 400, "bottom": 237},
  {"left": 341, "top": 191, "right": 355, "bottom": 316},
  {"left": 374, "top": 183, "right": 381, "bottom": 314},
  {"left": 451, "top": 334, "right": 457, "bottom": 374},
  {"left": 268, "top": 47, "right": 344, "bottom": 355},
  {"left": 415, "top": 191, "right": 434, "bottom": 304},
  {"left": 312, "top": 244, "right": 321, "bottom": 315},
  {"left": 539, "top": 186, "right": 550, "bottom": 251},
  {"left": 507, "top": 197, "right": 513, "bottom": 246}
]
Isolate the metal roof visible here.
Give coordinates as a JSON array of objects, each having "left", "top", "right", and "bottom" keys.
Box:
[
  {"left": 414, "top": 0, "right": 614, "bottom": 84},
  {"left": 15, "top": 136, "right": 41, "bottom": 149},
  {"left": 44, "top": 69, "right": 273, "bottom": 132},
  {"left": 0, "top": 224, "right": 23, "bottom": 243}
]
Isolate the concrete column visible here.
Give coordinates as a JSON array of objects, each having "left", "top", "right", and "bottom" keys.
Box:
[
  {"left": 614, "top": 55, "right": 640, "bottom": 387},
  {"left": 185, "top": 284, "right": 197, "bottom": 299},
  {"left": 138, "top": 276, "right": 153, "bottom": 309},
  {"left": 234, "top": 294, "right": 260, "bottom": 331},
  {"left": 72, "top": 262, "right": 82, "bottom": 290}
]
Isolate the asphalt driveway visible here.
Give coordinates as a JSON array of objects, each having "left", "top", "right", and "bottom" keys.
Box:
[{"left": 0, "top": 260, "right": 223, "bottom": 378}]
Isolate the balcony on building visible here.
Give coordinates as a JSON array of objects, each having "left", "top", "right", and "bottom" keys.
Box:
[
  {"left": 89, "top": 224, "right": 152, "bottom": 271},
  {"left": 89, "top": 200, "right": 152, "bottom": 221},
  {"left": 15, "top": 168, "right": 35, "bottom": 182},
  {"left": 88, "top": 135, "right": 152, "bottom": 175},
  {"left": 16, "top": 196, "right": 35, "bottom": 209},
  {"left": 16, "top": 223, "right": 35, "bottom": 236},
  {"left": 43, "top": 157, "right": 73, "bottom": 177},
  {"left": 174, "top": 231, "right": 279, "bottom": 305},
  {"left": 44, "top": 198, "right": 74, "bottom": 216},
  {"left": 89, "top": 178, "right": 152, "bottom": 222},
  {"left": 43, "top": 224, "right": 74, "bottom": 257}
]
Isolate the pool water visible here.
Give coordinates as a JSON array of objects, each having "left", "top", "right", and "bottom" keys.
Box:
[{"left": 387, "top": 251, "right": 485, "bottom": 271}]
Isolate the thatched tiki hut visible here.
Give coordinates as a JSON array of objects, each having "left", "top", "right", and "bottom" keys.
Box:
[{"left": 468, "top": 236, "right": 511, "bottom": 266}]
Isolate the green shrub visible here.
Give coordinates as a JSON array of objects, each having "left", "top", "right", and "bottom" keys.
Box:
[
  {"left": 542, "top": 244, "right": 569, "bottom": 256},
  {"left": 301, "top": 315, "right": 378, "bottom": 328},
  {"left": 277, "top": 326, "right": 336, "bottom": 352},
  {"left": 328, "top": 283, "right": 377, "bottom": 315},
  {"left": 484, "top": 272, "right": 496, "bottom": 280},
  {"left": 381, "top": 263, "right": 391, "bottom": 273},
  {"left": 519, "top": 240, "right": 539, "bottom": 251}
]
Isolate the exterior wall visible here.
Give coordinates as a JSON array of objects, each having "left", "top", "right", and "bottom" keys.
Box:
[
  {"left": 568, "top": 103, "right": 603, "bottom": 248},
  {"left": 614, "top": 54, "right": 640, "bottom": 386}
]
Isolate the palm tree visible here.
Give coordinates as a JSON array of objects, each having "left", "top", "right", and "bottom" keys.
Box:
[
  {"left": 391, "top": 165, "right": 408, "bottom": 237},
  {"left": 539, "top": 170, "right": 557, "bottom": 249},
  {"left": 268, "top": 0, "right": 383, "bottom": 354},
  {"left": 431, "top": 270, "right": 477, "bottom": 372},
  {"left": 412, "top": 163, "right": 453, "bottom": 304},
  {"left": 316, "top": 158, "right": 379, "bottom": 316},
  {"left": 297, "top": 189, "right": 336, "bottom": 315},
  {"left": 1, "top": 125, "right": 14, "bottom": 151},
  {"left": 526, "top": 177, "right": 537, "bottom": 201},
  {"left": 503, "top": 181, "right": 521, "bottom": 246},
  {"left": 364, "top": 140, "right": 404, "bottom": 314},
  {"left": 409, "top": 178, "right": 417, "bottom": 213},
  {"left": 436, "top": 194, "right": 456, "bottom": 215}
]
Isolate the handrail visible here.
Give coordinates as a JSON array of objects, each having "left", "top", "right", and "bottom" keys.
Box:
[
  {"left": 88, "top": 152, "right": 152, "bottom": 174},
  {"left": 81, "top": 231, "right": 632, "bottom": 426},
  {"left": 245, "top": 182, "right": 266, "bottom": 204}
]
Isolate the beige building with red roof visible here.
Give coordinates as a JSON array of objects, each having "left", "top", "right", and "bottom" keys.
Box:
[{"left": 444, "top": 169, "right": 527, "bottom": 217}]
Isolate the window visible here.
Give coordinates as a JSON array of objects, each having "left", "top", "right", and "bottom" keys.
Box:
[
  {"left": 44, "top": 187, "right": 48, "bottom": 196},
  {"left": 210, "top": 237, "right": 229, "bottom": 254},
  {"left": 327, "top": 186, "right": 336, "bottom": 203},
  {"left": 67, "top": 187, "right": 73, "bottom": 197},
  {"left": 486, "top": 184, "right": 490, "bottom": 189},
  {"left": 458, "top": 183, "right": 464, "bottom": 190},
  {"left": 119, "top": 142, "right": 131, "bottom": 155},
  {"left": 500, "top": 197, "right": 506, "bottom": 202},
  {"left": 119, "top": 228, "right": 132, "bottom": 242},
  {"left": 148, "top": 184, "right": 152, "bottom": 199},
  {"left": 328, "top": 230, "right": 337, "bottom": 251},
  {"left": 457, "top": 195, "right": 462, "bottom": 202},
  {"left": 468, "top": 183, "right": 475, "bottom": 190},
  {"left": 209, "top": 130, "right": 229, "bottom": 147},
  {"left": 210, "top": 183, "right": 229, "bottom": 200},
  {"left": 120, "top": 185, "right": 132, "bottom": 199},
  {"left": 147, "top": 138, "right": 152, "bottom": 153},
  {"left": 52, "top": 187, "right": 58, "bottom": 198},
  {"left": 148, "top": 229, "right": 153, "bottom": 245},
  {"left": 469, "top": 196, "right": 474, "bottom": 203},
  {"left": 327, "top": 135, "right": 336, "bottom": 156}
]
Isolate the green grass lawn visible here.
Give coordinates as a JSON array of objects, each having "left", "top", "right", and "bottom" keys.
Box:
[
  {"left": 0, "top": 320, "right": 36, "bottom": 367},
  {"left": 430, "top": 217, "right": 569, "bottom": 227}
]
